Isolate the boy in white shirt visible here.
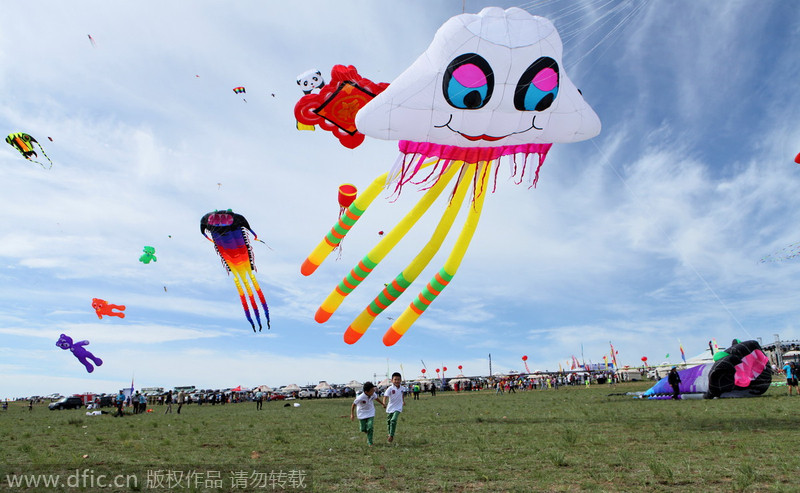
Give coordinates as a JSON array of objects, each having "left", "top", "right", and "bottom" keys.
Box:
[
  {"left": 350, "top": 381, "right": 385, "bottom": 447},
  {"left": 383, "top": 372, "right": 407, "bottom": 443}
]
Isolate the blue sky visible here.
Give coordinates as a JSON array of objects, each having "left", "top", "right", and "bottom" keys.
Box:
[{"left": 2, "top": 1, "right": 800, "bottom": 398}]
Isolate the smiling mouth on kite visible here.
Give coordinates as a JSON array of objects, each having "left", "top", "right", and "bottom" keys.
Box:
[{"left": 434, "top": 114, "right": 542, "bottom": 142}]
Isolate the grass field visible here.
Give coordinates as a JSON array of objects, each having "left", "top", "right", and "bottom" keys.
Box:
[{"left": 1, "top": 381, "right": 798, "bottom": 492}]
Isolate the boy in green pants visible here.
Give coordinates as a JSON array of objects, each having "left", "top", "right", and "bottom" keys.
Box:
[
  {"left": 383, "top": 372, "right": 407, "bottom": 443},
  {"left": 350, "top": 382, "right": 385, "bottom": 447}
]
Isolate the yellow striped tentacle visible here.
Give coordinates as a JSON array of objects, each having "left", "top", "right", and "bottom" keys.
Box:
[
  {"left": 383, "top": 162, "right": 491, "bottom": 346},
  {"left": 315, "top": 163, "right": 461, "bottom": 323},
  {"left": 343, "top": 163, "right": 474, "bottom": 344}
]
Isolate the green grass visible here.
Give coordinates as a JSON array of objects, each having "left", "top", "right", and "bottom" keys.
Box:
[{"left": 1, "top": 382, "right": 799, "bottom": 492}]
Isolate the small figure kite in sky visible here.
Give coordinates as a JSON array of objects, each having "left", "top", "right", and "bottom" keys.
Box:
[
  {"left": 301, "top": 8, "right": 600, "bottom": 346},
  {"left": 233, "top": 86, "right": 247, "bottom": 102},
  {"left": 760, "top": 241, "right": 800, "bottom": 263},
  {"left": 56, "top": 333, "right": 102, "bottom": 373},
  {"left": 6, "top": 132, "right": 53, "bottom": 169},
  {"left": 201, "top": 209, "right": 270, "bottom": 331},
  {"left": 92, "top": 298, "right": 126, "bottom": 319},
  {"left": 139, "top": 246, "right": 157, "bottom": 264}
]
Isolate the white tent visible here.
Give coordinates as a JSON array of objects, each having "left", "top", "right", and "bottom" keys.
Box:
[
  {"left": 683, "top": 349, "right": 714, "bottom": 366},
  {"left": 314, "top": 382, "right": 332, "bottom": 391},
  {"left": 254, "top": 385, "right": 272, "bottom": 392},
  {"left": 345, "top": 380, "right": 362, "bottom": 389},
  {"left": 282, "top": 384, "right": 300, "bottom": 392}
]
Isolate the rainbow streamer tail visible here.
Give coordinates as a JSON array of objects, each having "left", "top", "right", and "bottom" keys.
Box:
[
  {"left": 233, "top": 271, "right": 269, "bottom": 332},
  {"left": 250, "top": 271, "right": 271, "bottom": 329},
  {"left": 236, "top": 291, "right": 257, "bottom": 332}
]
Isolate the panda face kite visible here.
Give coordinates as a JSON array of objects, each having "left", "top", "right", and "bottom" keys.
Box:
[
  {"left": 296, "top": 69, "right": 326, "bottom": 95},
  {"left": 355, "top": 7, "right": 600, "bottom": 147}
]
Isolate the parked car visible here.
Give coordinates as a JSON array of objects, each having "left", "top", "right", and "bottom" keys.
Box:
[
  {"left": 267, "top": 393, "right": 286, "bottom": 401},
  {"left": 48, "top": 396, "right": 83, "bottom": 410},
  {"left": 318, "top": 388, "right": 340, "bottom": 398},
  {"left": 97, "top": 395, "right": 114, "bottom": 408},
  {"left": 298, "top": 388, "right": 317, "bottom": 399}
]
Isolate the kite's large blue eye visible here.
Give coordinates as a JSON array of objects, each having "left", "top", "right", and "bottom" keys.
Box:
[
  {"left": 443, "top": 54, "right": 494, "bottom": 110},
  {"left": 514, "top": 57, "right": 559, "bottom": 111}
]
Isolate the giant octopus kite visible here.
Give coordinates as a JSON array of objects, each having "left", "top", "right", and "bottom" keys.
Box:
[
  {"left": 643, "top": 340, "right": 771, "bottom": 399},
  {"left": 301, "top": 7, "right": 601, "bottom": 345},
  {"left": 202, "top": 210, "right": 270, "bottom": 332}
]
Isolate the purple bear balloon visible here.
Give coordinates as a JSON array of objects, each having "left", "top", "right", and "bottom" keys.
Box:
[{"left": 56, "top": 334, "right": 103, "bottom": 373}]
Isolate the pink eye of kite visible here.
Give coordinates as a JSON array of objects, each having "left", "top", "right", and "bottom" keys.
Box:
[
  {"left": 532, "top": 67, "right": 558, "bottom": 92},
  {"left": 452, "top": 64, "right": 487, "bottom": 88},
  {"left": 443, "top": 53, "right": 494, "bottom": 110},
  {"left": 514, "top": 57, "right": 559, "bottom": 112}
]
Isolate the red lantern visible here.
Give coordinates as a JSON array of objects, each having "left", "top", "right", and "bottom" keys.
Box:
[
  {"left": 443, "top": 366, "right": 447, "bottom": 372},
  {"left": 522, "top": 355, "right": 528, "bottom": 361},
  {"left": 435, "top": 368, "right": 440, "bottom": 373},
  {"left": 641, "top": 356, "right": 647, "bottom": 362},
  {"left": 458, "top": 365, "right": 462, "bottom": 370},
  {"left": 421, "top": 368, "right": 426, "bottom": 374},
  {"left": 338, "top": 184, "right": 357, "bottom": 213}
]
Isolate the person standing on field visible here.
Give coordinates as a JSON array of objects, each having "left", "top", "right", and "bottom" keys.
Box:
[
  {"left": 350, "top": 381, "right": 385, "bottom": 447},
  {"left": 164, "top": 390, "right": 173, "bottom": 414},
  {"left": 114, "top": 390, "right": 125, "bottom": 417},
  {"left": 784, "top": 361, "right": 799, "bottom": 396},
  {"left": 667, "top": 367, "right": 681, "bottom": 400},
  {"left": 383, "top": 372, "right": 407, "bottom": 443},
  {"left": 176, "top": 390, "right": 185, "bottom": 414}
]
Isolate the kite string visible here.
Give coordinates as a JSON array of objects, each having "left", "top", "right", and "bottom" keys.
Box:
[
  {"left": 590, "top": 139, "right": 752, "bottom": 339},
  {"left": 516, "top": 0, "right": 649, "bottom": 73},
  {"left": 566, "top": 0, "right": 649, "bottom": 71}
]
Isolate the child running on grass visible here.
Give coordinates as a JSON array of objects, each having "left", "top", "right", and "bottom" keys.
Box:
[
  {"left": 383, "top": 372, "right": 407, "bottom": 443},
  {"left": 350, "top": 381, "right": 385, "bottom": 447}
]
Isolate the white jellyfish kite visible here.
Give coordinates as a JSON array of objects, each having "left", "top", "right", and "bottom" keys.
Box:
[{"left": 301, "top": 7, "right": 601, "bottom": 345}]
